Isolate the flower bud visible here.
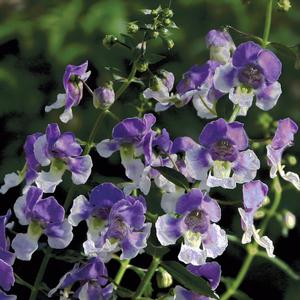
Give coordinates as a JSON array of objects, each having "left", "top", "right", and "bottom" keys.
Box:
[
  {"left": 137, "top": 59, "right": 149, "bottom": 72},
  {"left": 127, "top": 22, "right": 139, "bottom": 34},
  {"left": 163, "top": 18, "right": 171, "bottom": 26},
  {"left": 277, "top": 0, "right": 291, "bottom": 12},
  {"left": 287, "top": 155, "right": 297, "bottom": 166},
  {"left": 166, "top": 39, "right": 174, "bottom": 49},
  {"left": 156, "top": 268, "right": 173, "bottom": 288},
  {"left": 159, "top": 69, "right": 175, "bottom": 91},
  {"left": 162, "top": 8, "right": 174, "bottom": 18},
  {"left": 102, "top": 35, "right": 118, "bottom": 49},
  {"left": 283, "top": 210, "right": 296, "bottom": 230},
  {"left": 93, "top": 84, "right": 115, "bottom": 109},
  {"left": 150, "top": 31, "right": 160, "bottom": 39}
]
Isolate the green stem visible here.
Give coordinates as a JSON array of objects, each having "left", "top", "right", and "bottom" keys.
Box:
[
  {"left": 228, "top": 105, "right": 240, "bottom": 122},
  {"left": 15, "top": 273, "right": 35, "bottom": 290},
  {"left": 133, "top": 256, "right": 160, "bottom": 299},
  {"left": 29, "top": 247, "right": 51, "bottom": 300},
  {"left": 262, "top": 0, "right": 273, "bottom": 47},
  {"left": 220, "top": 177, "right": 282, "bottom": 300},
  {"left": 114, "top": 259, "right": 130, "bottom": 286}
]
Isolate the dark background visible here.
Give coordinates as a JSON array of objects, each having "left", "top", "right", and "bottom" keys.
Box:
[{"left": 1, "top": 0, "right": 300, "bottom": 299}]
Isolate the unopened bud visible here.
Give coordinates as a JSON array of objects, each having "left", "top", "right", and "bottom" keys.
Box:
[
  {"left": 163, "top": 18, "right": 171, "bottom": 26},
  {"left": 277, "top": 0, "right": 291, "bottom": 12},
  {"left": 137, "top": 59, "right": 149, "bottom": 72},
  {"left": 254, "top": 210, "right": 265, "bottom": 220},
  {"left": 284, "top": 210, "right": 296, "bottom": 229},
  {"left": 156, "top": 268, "right": 173, "bottom": 288},
  {"left": 149, "top": 76, "right": 162, "bottom": 91},
  {"left": 162, "top": 8, "right": 174, "bottom": 18},
  {"left": 166, "top": 39, "right": 174, "bottom": 49},
  {"left": 152, "top": 8, "right": 159, "bottom": 16},
  {"left": 127, "top": 22, "right": 139, "bottom": 34},
  {"left": 263, "top": 196, "right": 270, "bottom": 206},
  {"left": 103, "top": 35, "right": 118, "bottom": 49},
  {"left": 93, "top": 84, "right": 115, "bottom": 109},
  {"left": 159, "top": 69, "right": 175, "bottom": 91},
  {"left": 287, "top": 155, "right": 297, "bottom": 166}
]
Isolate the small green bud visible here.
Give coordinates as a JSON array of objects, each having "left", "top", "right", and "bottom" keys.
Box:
[
  {"left": 283, "top": 210, "right": 296, "bottom": 229},
  {"left": 251, "top": 142, "right": 260, "bottom": 150},
  {"left": 163, "top": 18, "right": 171, "bottom": 26},
  {"left": 263, "top": 196, "right": 270, "bottom": 206},
  {"left": 149, "top": 76, "right": 162, "bottom": 91},
  {"left": 152, "top": 8, "right": 159, "bottom": 16},
  {"left": 287, "top": 155, "right": 297, "bottom": 166},
  {"left": 156, "top": 268, "right": 173, "bottom": 288},
  {"left": 137, "top": 59, "right": 149, "bottom": 72},
  {"left": 162, "top": 8, "right": 174, "bottom": 18},
  {"left": 254, "top": 210, "right": 265, "bottom": 220},
  {"left": 277, "top": 0, "right": 291, "bottom": 12},
  {"left": 102, "top": 34, "right": 118, "bottom": 49},
  {"left": 160, "top": 28, "right": 169, "bottom": 35},
  {"left": 166, "top": 39, "right": 174, "bottom": 49},
  {"left": 150, "top": 31, "right": 160, "bottom": 39},
  {"left": 127, "top": 22, "right": 139, "bottom": 34}
]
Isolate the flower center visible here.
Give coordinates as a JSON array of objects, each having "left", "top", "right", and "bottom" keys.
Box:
[
  {"left": 238, "top": 63, "right": 263, "bottom": 89},
  {"left": 109, "top": 217, "right": 127, "bottom": 240},
  {"left": 209, "top": 139, "right": 237, "bottom": 162},
  {"left": 184, "top": 210, "right": 208, "bottom": 233}
]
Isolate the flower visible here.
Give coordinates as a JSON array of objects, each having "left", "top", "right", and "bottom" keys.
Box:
[
  {"left": 185, "top": 118, "right": 260, "bottom": 189},
  {"left": 267, "top": 118, "right": 300, "bottom": 190},
  {"left": 143, "top": 70, "right": 183, "bottom": 112},
  {"left": 174, "top": 262, "right": 221, "bottom": 300},
  {"left": 45, "top": 61, "right": 91, "bottom": 123},
  {"left": 156, "top": 188, "right": 227, "bottom": 265},
  {"left": 48, "top": 257, "right": 113, "bottom": 300},
  {"left": 93, "top": 84, "right": 115, "bottom": 109},
  {"left": 0, "top": 211, "right": 16, "bottom": 300},
  {"left": 214, "top": 41, "right": 282, "bottom": 113},
  {"left": 68, "top": 183, "right": 151, "bottom": 262},
  {"left": 238, "top": 180, "right": 275, "bottom": 257},
  {"left": 12, "top": 186, "right": 73, "bottom": 260},
  {"left": 206, "top": 29, "right": 236, "bottom": 64},
  {"left": 176, "top": 61, "right": 222, "bottom": 119}
]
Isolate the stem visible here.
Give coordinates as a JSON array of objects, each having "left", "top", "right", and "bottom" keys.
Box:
[
  {"left": 220, "top": 177, "right": 282, "bottom": 300},
  {"left": 262, "top": 0, "right": 273, "bottom": 47},
  {"left": 114, "top": 259, "right": 130, "bottom": 286},
  {"left": 29, "top": 247, "right": 51, "bottom": 300},
  {"left": 133, "top": 256, "right": 160, "bottom": 299},
  {"left": 228, "top": 105, "right": 240, "bottom": 122},
  {"left": 15, "top": 273, "right": 35, "bottom": 290}
]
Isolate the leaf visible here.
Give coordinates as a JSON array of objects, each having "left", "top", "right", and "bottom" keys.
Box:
[
  {"left": 153, "top": 166, "right": 189, "bottom": 190},
  {"left": 145, "top": 53, "right": 166, "bottom": 64},
  {"left": 234, "top": 290, "right": 253, "bottom": 300},
  {"left": 161, "top": 261, "right": 217, "bottom": 299},
  {"left": 256, "top": 251, "right": 300, "bottom": 281},
  {"left": 116, "top": 286, "right": 134, "bottom": 298}
]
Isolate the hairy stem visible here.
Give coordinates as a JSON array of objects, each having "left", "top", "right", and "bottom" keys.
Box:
[{"left": 133, "top": 256, "right": 160, "bottom": 299}]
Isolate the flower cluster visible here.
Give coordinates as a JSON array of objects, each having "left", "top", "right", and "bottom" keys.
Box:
[{"left": 0, "top": 13, "right": 298, "bottom": 299}]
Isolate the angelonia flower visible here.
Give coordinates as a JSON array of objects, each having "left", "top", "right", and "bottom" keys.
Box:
[
  {"left": 214, "top": 41, "right": 282, "bottom": 113},
  {"left": 156, "top": 188, "right": 227, "bottom": 265},
  {"left": 1, "top": 123, "right": 93, "bottom": 194},
  {"left": 238, "top": 180, "right": 275, "bottom": 257},
  {"left": 206, "top": 29, "right": 236, "bottom": 64},
  {"left": 143, "top": 70, "right": 184, "bottom": 112},
  {"left": 185, "top": 118, "right": 260, "bottom": 189},
  {"left": 267, "top": 118, "right": 300, "bottom": 190},
  {"left": 0, "top": 211, "right": 16, "bottom": 300},
  {"left": 48, "top": 257, "right": 113, "bottom": 300},
  {"left": 12, "top": 186, "right": 73, "bottom": 260},
  {"left": 45, "top": 61, "right": 91, "bottom": 123},
  {"left": 93, "top": 83, "right": 115, "bottom": 110},
  {"left": 174, "top": 262, "right": 221, "bottom": 300},
  {"left": 176, "top": 61, "right": 222, "bottom": 119},
  {"left": 68, "top": 183, "right": 151, "bottom": 262}
]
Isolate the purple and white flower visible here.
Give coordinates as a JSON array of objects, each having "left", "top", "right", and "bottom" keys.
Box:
[
  {"left": 238, "top": 180, "right": 274, "bottom": 257},
  {"left": 156, "top": 188, "right": 227, "bottom": 265},
  {"left": 176, "top": 61, "right": 222, "bottom": 119},
  {"left": 93, "top": 84, "right": 115, "bottom": 109},
  {"left": 185, "top": 118, "right": 260, "bottom": 189},
  {"left": 214, "top": 41, "right": 282, "bottom": 113},
  {"left": 45, "top": 61, "right": 91, "bottom": 123},
  {"left": 68, "top": 183, "right": 151, "bottom": 262},
  {"left": 267, "top": 118, "right": 300, "bottom": 190},
  {"left": 48, "top": 257, "right": 113, "bottom": 300},
  {"left": 12, "top": 186, "right": 73, "bottom": 260},
  {"left": 206, "top": 29, "right": 236, "bottom": 64},
  {"left": 174, "top": 262, "right": 221, "bottom": 300},
  {"left": 0, "top": 211, "right": 16, "bottom": 300}
]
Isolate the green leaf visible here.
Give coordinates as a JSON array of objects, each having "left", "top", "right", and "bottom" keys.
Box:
[
  {"left": 161, "top": 261, "right": 217, "bottom": 299},
  {"left": 145, "top": 53, "right": 166, "bottom": 64},
  {"left": 234, "top": 290, "right": 253, "bottom": 300},
  {"left": 116, "top": 286, "right": 134, "bottom": 298},
  {"left": 153, "top": 166, "right": 189, "bottom": 190},
  {"left": 256, "top": 251, "right": 300, "bottom": 281}
]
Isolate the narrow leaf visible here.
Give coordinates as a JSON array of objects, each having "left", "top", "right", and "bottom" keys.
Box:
[
  {"left": 153, "top": 166, "right": 189, "bottom": 190},
  {"left": 161, "top": 261, "right": 217, "bottom": 299}
]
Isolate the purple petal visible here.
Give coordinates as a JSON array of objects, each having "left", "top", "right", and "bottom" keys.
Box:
[
  {"left": 243, "top": 180, "right": 268, "bottom": 212},
  {"left": 175, "top": 189, "right": 203, "bottom": 215},
  {"left": 45, "top": 220, "right": 73, "bottom": 249},
  {"left": 52, "top": 132, "right": 82, "bottom": 157},
  {"left": 171, "top": 137, "right": 198, "bottom": 154},
  {"left": 67, "top": 155, "right": 92, "bottom": 185},
  {"left": 201, "top": 195, "right": 221, "bottom": 223},
  {"left": 257, "top": 50, "right": 282, "bottom": 82},
  {"left": 256, "top": 81, "right": 282, "bottom": 111},
  {"left": 68, "top": 195, "right": 92, "bottom": 226},
  {"left": 0, "top": 260, "right": 14, "bottom": 291},
  {"left": 45, "top": 123, "right": 61, "bottom": 148},
  {"left": 232, "top": 41, "right": 261, "bottom": 67}
]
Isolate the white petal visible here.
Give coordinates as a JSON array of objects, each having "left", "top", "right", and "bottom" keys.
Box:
[
  {"left": 12, "top": 233, "right": 39, "bottom": 261},
  {"left": 207, "top": 172, "right": 236, "bottom": 189},
  {"left": 214, "top": 63, "right": 236, "bottom": 93},
  {"left": 13, "top": 195, "right": 29, "bottom": 225},
  {"left": 279, "top": 166, "right": 300, "bottom": 191},
  {"left": 192, "top": 95, "right": 217, "bottom": 119},
  {"left": 68, "top": 195, "right": 89, "bottom": 226},
  {"left": 35, "top": 169, "right": 63, "bottom": 193},
  {"left": 252, "top": 226, "right": 275, "bottom": 258},
  {"left": 33, "top": 135, "right": 51, "bottom": 166},
  {"left": 96, "top": 139, "right": 119, "bottom": 158},
  {"left": 0, "top": 172, "right": 22, "bottom": 194},
  {"left": 229, "top": 87, "right": 254, "bottom": 108},
  {"left": 59, "top": 108, "right": 73, "bottom": 123},
  {"left": 45, "top": 93, "right": 66, "bottom": 113},
  {"left": 161, "top": 190, "right": 184, "bottom": 214},
  {"left": 178, "top": 244, "right": 207, "bottom": 265},
  {"left": 47, "top": 220, "right": 73, "bottom": 249}
]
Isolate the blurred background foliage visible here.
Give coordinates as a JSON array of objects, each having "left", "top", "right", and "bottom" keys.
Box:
[{"left": 1, "top": 0, "right": 300, "bottom": 299}]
